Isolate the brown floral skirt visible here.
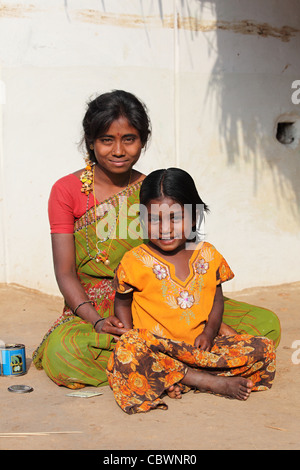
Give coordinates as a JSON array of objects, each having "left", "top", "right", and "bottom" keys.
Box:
[{"left": 106, "top": 329, "right": 276, "bottom": 414}]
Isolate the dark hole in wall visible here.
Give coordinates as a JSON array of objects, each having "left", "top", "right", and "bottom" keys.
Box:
[{"left": 276, "top": 121, "right": 296, "bottom": 145}]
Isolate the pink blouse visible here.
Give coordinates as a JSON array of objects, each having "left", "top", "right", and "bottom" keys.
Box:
[{"left": 48, "top": 174, "right": 94, "bottom": 234}]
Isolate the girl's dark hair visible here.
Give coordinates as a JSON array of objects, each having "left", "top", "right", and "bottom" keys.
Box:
[
  {"left": 140, "top": 168, "right": 209, "bottom": 230},
  {"left": 81, "top": 90, "right": 152, "bottom": 163}
]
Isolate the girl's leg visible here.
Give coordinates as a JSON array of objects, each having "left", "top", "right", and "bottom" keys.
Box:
[
  {"left": 181, "top": 368, "right": 253, "bottom": 400},
  {"left": 107, "top": 329, "right": 276, "bottom": 414},
  {"left": 166, "top": 384, "right": 182, "bottom": 399}
]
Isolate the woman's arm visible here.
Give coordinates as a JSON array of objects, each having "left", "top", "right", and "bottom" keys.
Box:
[
  {"left": 51, "top": 233, "right": 127, "bottom": 336},
  {"left": 114, "top": 291, "right": 134, "bottom": 329},
  {"left": 51, "top": 233, "right": 96, "bottom": 317},
  {"left": 194, "top": 284, "right": 224, "bottom": 350}
]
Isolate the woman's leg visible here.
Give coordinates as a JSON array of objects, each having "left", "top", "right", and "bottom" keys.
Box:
[
  {"left": 41, "top": 319, "right": 114, "bottom": 388},
  {"left": 223, "top": 297, "right": 281, "bottom": 348}
]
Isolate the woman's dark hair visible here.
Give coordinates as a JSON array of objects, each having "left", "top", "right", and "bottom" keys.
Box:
[
  {"left": 140, "top": 168, "right": 209, "bottom": 238},
  {"left": 81, "top": 90, "right": 151, "bottom": 163}
]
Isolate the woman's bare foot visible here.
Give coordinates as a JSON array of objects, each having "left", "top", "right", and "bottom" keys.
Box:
[
  {"left": 166, "top": 384, "right": 182, "bottom": 399},
  {"left": 218, "top": 322, "right": 238, "bottom": 336},
  {"left": 181, "top": 368, "right": 253, "bottom": 400}
]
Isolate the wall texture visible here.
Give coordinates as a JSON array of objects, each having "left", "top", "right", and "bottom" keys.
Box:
[{"left": 0, "top": 0, "right": 299, "bottom": 295}]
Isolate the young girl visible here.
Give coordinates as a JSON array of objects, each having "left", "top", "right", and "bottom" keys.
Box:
[{"left": 107, "top": 168, "right": 276, "bottom": 414}]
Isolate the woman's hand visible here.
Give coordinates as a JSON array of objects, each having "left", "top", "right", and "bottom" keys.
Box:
[{"left": 95, "top": 315, "right": 130, "bottom": 340}]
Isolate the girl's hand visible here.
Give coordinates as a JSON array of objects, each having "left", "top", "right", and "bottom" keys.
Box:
[
  {"left": 95, "top": 316, "right": 130, "bottom": 340},
  {"left": 194, "top": 332, "right": 213, "bottom": 351}
]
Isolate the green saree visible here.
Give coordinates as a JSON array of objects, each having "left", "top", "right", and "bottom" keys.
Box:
[
  {"left": 223, "top": 297, "right": 281, "bottom": 349},
  {"left": 33, "top": 180, "right": 281, "bottom": 389},
  {"left": 32, "top": 181, "right": 144, "bottom": 388}
]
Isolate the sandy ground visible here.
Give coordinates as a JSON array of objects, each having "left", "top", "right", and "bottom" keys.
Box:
[{"left": 0, "top": 281, "right": 300, "bottom": 451}]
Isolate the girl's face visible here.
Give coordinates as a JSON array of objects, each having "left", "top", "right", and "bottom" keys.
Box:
[
  {"left": 145, "top": 196, "right": 194, "bottom": 253},
  {"left": 93, "top": 116, "right": 143, "bottom": 176}
]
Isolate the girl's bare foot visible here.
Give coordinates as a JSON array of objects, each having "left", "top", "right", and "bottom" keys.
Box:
[
  {"left": 166, "top": 384, "right": 182, "bottom": 399},
  {"left": 181, "top": 368, "right": 253, "bottom": 400}
]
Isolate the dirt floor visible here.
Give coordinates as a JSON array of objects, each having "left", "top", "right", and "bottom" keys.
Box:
[{"left": 0, "top": 281, "right": 300, "bottom": 451}]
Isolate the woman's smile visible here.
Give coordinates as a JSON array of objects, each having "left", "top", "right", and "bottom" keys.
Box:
[
  {"left": 109, "top": 159, "right": 130, "bottom": 167},
  {"left": 93, "top": 116, "right": 143, "bottom": 176}
]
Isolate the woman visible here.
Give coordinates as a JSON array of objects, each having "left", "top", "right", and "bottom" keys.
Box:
[
  {"left": 33, "top": 90, "right": 280, "bottom": 390},
  {"left": 33, "top": 90, "right": 151, "bottom": 388}
]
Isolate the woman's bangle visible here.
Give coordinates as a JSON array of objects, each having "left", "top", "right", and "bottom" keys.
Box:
[
  {"left": 73, "top": 300, "right": 96, "bottom": 316},
  {"left": 93, "top": 318, "right": 105, "bottom": 330}
]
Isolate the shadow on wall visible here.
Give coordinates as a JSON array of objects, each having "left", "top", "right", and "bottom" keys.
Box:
[
  {"left": 68, "top": 0, "right": 300, "bottom": 217},
  {"left": 179, "top": 0, "right": 300, "bottom": 220}
]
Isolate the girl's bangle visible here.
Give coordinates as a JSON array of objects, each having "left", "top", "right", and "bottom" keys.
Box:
[
  {"left": 73, "top": 300, "right": 96, "bottom": 316},
  {"left": 93, "top": 318, "right": 105, "bottom": 330}
]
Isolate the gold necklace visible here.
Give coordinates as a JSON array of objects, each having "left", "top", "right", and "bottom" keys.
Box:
[{"left": 82, "top": 162, "right": 132, "bottom": 266}]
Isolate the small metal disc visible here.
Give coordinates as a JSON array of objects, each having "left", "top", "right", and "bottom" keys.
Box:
[{"left": 8, "top": 385, "right": 33, "bottom": 394}]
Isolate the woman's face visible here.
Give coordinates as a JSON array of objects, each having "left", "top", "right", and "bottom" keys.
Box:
[
  {"left": 144, "top": 196, "right": 194, "bottom": 253},
  {"left": 92, "top": 116, "right": 143, "bottom": 176}
]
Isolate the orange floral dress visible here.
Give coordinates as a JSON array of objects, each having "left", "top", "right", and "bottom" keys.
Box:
[
  {"left": 113, "top": 242, "right": 234, "bottom": 344},
  {"left": 107, "top": 243, "right": 276, "bottom": 414}
]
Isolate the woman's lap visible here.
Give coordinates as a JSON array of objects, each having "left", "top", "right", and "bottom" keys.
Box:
[
  {"left": 34, "top": 298, "right": 280, "bottom": 391},
  {"left": 223, "top": 297, "right": 281, "bottom": 348},
  {"left": 41, "top": 319, "right": 114, "bottom": 388}
]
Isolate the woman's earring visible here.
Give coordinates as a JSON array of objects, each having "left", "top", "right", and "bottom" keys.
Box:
[{"left": 90, "top": 144, "right": 94, "bottom": 150}]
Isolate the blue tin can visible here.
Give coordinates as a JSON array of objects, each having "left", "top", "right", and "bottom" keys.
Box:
[{"left": 0, "top": 344, "right": 27, "bottom": 376}]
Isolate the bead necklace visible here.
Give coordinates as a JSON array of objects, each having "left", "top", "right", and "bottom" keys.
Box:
[{"left": 81, "top": 160, "right": 131, "bottom": 266}]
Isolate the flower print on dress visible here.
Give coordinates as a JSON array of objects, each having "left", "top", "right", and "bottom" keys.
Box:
[
  {"left": 195, "top": 258, "right": 209, "bottom": 275},
  {"left": 177, "top": 291, "right": 195, "bottom": 309},
  {"left": 153, "top": 264, "right": 168, "bottom": 280}
]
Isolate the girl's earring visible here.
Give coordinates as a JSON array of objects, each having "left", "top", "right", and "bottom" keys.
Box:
[{"left": 90, "top": 144, "right": 94, "bottom": 150}]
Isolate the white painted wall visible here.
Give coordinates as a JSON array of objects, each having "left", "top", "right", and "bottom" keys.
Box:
[{"left": 0, "top": 0, "right": 299, "bottom": 295}]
